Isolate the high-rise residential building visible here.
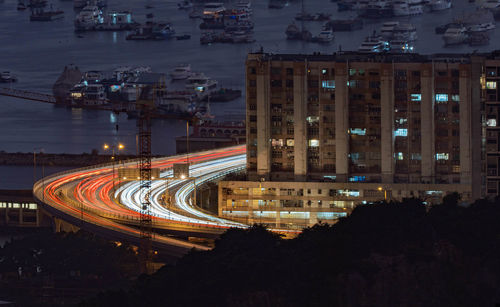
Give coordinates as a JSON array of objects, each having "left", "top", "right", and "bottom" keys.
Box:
[{"left": 219, "top": 51, "right": 500, "bottom": 229}]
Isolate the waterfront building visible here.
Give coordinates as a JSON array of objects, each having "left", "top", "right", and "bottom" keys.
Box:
[{"left": 218, "top": 51, "right": 500, "bottom": 229}]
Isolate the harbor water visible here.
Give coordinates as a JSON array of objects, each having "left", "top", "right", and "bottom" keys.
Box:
[{"left": 0, "top": 0, "right": 495, "bottom": 188}]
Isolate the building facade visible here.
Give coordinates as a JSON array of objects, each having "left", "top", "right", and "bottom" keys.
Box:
[{"left": 219, "top": 51, "right": 499, "bottom": 229}]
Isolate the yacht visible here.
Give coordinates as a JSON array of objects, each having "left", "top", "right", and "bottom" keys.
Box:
[
  {"left": 442, "top": 27, "right": 468, "bottom": 45},
  {"left": 74, "top": 4, "right": 104, "bottom": 30},
  {"left": 380, "top": 21, "right": 399, "bottom": 39},
  {"left": 392, "top": 23, "right": 418, "bottom": 41},
  {"left": 467, "top": 22, "right": 496, "bottom": 32},
  {"left": 316, "top": 28, "right": 334, "bottom": 43},
  {"left": 0, "top": 71, "right": 18, "bottom": 83},
  {"left": 360, "top": 0, "right": 393, "bottom": 18},
  {"left": 393, "top": 0, "right": 423, "bottom": 16},
  {"left": 186, "top": 73, "right": 217, "bottom": 91},
  {"left": 429, "top": 0, "right": 452, "bottom": 10},
  {"left": 358, "top": 33, "right": 390, "bottom": 52},
  {"left": 170, "top": 64, "right": 192, "bottom": 80}
]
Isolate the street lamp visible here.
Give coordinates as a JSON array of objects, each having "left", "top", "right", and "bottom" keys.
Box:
[
  {"left": 103, "top": 143, "right": 125, "bottom": 193},
  {"left": 377, "top": 187, "right": 387, "bottom": 201}
]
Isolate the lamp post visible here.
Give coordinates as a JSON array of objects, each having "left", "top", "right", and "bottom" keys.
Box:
[
  {"left": 377, "top": 186, "right": 387, "bottom": 201},
  {"left": 33, "top": 147, "right": 44, "bottom": 186},
  {"left": 103, "top": 143, "right": 124, "bottom": 194}
]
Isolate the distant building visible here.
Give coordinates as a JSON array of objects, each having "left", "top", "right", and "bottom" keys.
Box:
[
  {"left": 175, "top": 121, "right": 245, "bottom": 154},
  {"left": 218, "top": 51, "right": 500, "bottom": 229}
]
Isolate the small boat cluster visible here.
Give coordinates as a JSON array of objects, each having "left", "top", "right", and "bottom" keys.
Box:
[
  {"left": 336, "top": 0, "right": 452, "bottom": 17},
  {"left": 357, "top": 22, "right": 417, "bottom": 53},
  {"left": 74, "top": 3, "right": 137, "bottom": 32},
  {"left": 61, "top": 64, "right": 240, "bottom": 117},
  {"left": 190, "top": 2, "right": 255, "bottom": 45}
]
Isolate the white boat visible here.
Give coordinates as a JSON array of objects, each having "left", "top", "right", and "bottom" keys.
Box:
[
  {"left": 185, "top": 72, "right": 218, "bottom": 98},
  {"left": 392, "top": 23, "right": 418, "bottom": 41},
  {"left": 74, "top": 4, "right": 104, "bottom": 30},
  {"left": 380, "top": 21, "right": 399, "bottom": 39},
  {"left": 316, "top": 28, "right": 334, "bottom": 43},
  {"left": 393, "top": 0, "right": 423, "bottom": 16},
  {"left": 442, "top": 27, "right": 468, "bottom": 45},
  {"left": 0, "top": 71, "right": 18, "bottom": 83},
  {"left": 358, "top": 33, "right": 390, "bottom": 52},
  {"left": 170, "top": 64, "right": 192, "bottom": 80},
  {"left": 456, "top": 9, "right": 495, "bottom": 33},
  {"left": 178, "top": 0, "right": 193, "bottom": 9},
  {"left": 467, "top": 22, "right": 496, "bottom": 32},
  {"left": 429, "top": 0, "right": 452, "bottom": 10}
]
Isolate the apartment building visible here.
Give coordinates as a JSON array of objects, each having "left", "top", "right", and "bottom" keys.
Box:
[{"left": 219, "top": 51, "right": 497, "bottom": 229}]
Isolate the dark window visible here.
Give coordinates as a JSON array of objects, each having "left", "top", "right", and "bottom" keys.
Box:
[
  {"left": 249, "top": 67, "right": 256, "bottom": 74},
  {"left": 271, "top": 80, "right": 282, "bottom": 87},
  {"left": 286, "top": 68, "right": 293, "bottom": 75},
  {"left": 286, "top": 79, "right": 293, "bottom": 88},
  {"left": 249, "top": 79, "right": 256, "bottom": 87},
  {"left": 271, "top": 67, "right": 282, "bottom": 75}
]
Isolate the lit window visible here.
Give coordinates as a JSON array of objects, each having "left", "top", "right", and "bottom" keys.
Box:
[
  {"left": 394, "top": 128, "right": 408, "bottom": 137},
  {"left": 451, "top": 94, "right": 460, "bottom": 102},
  {"left": 306, "top": 116, "right": 319, "bottom": 123},
  {"left": 411, "top": 153, "right": 421, "bottom": 160},
  {"left": 308, "top": 139, "right": 319, "bottom": 147},
  {"left": 435, "top": 94, "right": 448, "bottom": 102},
  {"left": 321, "top": 80, "right": 335, "bottom": 89},
  {"left": 349, "top": 176, "right": 366, "bottom": 182},
  {"left": 349, "top": 69, "right": 356, "bottom": 76},
  {"left": 349, "top": 128, "right": 366, "bottom": 135},
  {"left": 286, "top": 139, "right": 294, "bottom": 146},
  {"left": 487, "top": 119, "right": 497, "bottom": 127},
  {"left": 397, "top": 152, "right": 404, "bottom": 160},
  {"left": 486, "top": 81, "right": 497, "bottom": 90},
  {"left": 436, "top": 153, "right": 449, "bottom": 160},
  {"left": 271, "top": 139, "right": 283, "bottom": 146},
  {"left": 410, "top": 94, "right": 421, "bottom": 101},
  {"left": 321, "top": 69, "right": 328, "bottom": 75}
]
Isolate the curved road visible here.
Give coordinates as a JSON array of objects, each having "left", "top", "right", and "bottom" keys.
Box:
[{"left": 33, "top": 146, "right": 248, "bottom": 257}]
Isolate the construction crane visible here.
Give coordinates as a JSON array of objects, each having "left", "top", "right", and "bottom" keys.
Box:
[{"left": 135, "top": 86, "right": 198, "bottom": 274}]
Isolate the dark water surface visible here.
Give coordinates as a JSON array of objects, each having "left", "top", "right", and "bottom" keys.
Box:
[{"left": 0, "top": 0, "right": 494, "bottom": 188}]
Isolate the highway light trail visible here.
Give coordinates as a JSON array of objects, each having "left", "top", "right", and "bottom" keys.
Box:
[{"left": 33, "top": 146, "right": 247, "bottom": 253}]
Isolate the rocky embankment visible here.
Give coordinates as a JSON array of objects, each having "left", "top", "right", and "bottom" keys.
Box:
[{"left": 0, "top": 152, "right": 138, "bottom": 167}]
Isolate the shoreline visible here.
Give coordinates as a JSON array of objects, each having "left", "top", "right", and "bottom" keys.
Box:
[{"left": 0, "top": 152, "right": 139, "bottom": 167}]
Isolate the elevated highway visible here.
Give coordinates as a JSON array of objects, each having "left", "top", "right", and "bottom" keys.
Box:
[{"left": 33, "top": 146, "right": 248, "bottom": 257}]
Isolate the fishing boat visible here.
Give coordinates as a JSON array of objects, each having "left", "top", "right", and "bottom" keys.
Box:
[
  {"left": 170, "top": 64, "right": 193, "bottom": 80},
  {"left": 30, "top": 7, "right": 64, "bottom": 21},
  {"left": 0, "top": 71, "right": 18, "bottom": 83},
  {"left": 358, "top": 32, "right": 390, "bottom": 52},
  {"left": 442, "top": 26, "right": 468, "bottom": 45}
]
